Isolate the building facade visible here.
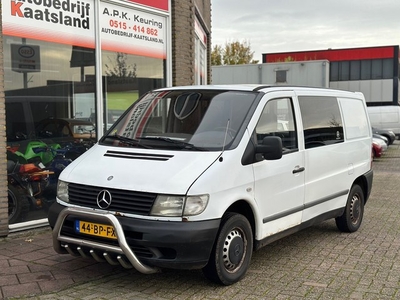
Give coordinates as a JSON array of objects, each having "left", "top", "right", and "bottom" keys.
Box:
[
  {"left": 0, "top": 0, "right": 211, "bottom": 236},
  {"left": 262, "top": 46, "right": 400, "bottom": 105},
  {"left": 212, "top": 46, "right": 399, "bottom": 106},
  {"left": 212, "top": 60, "right": 330, "bottom": 88}
]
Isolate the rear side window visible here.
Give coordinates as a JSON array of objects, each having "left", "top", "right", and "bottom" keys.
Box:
[
  {"left": 339, "top": 98, "right": 369, "bottom": 139},
  {"left": 298, "top": 96, "right": 344, "bottom": 149}
]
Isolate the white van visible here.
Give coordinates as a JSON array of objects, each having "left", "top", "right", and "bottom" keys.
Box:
[
  {"left": 49, "top": 85, "right": 373, "bottom": 285},
  {"left": 367, "top": 105, "right": 400, "bottom": 137}
]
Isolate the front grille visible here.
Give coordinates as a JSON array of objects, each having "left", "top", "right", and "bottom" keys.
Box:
[{"left": 68, "top": 183, "right": 157, "bottom": 215}]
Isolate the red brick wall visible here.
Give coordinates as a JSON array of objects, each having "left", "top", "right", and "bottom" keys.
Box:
[
  {"left": 171, "top": 0, "right": 211, "bottom": 86},
  {"left": 0, "top": 3, "right": 9, "bottom": 237}
]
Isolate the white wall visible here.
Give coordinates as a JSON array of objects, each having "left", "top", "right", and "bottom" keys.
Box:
[
  {"left": 212, "top": 61, "right": 398, "bottom": 106},
  {"left": 212, "top": 60, "right": 330, "bottom": 87},
  {"left": 211, "top": 64, "right": 261, "bottom": 84},
  {"left": 330, "top": 79, "right": 393, "bottom": 103}
]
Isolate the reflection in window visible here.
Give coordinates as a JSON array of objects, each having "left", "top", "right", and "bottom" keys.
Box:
[
  {"left": 104, "top": 90, "right": 256, "bottom": 151},
  {"left": 4, "top": 37, "right": 96, "bottom": 224},
  {"left": 298, "top": 96, "right": 344, "bottom": 149},
  {"left": 256, "top": 98, "right": 298, "bottom": 153},
  {"left": 194, "top": 18, "right": 208, "bottom": 85},
  {"left": 101, "top": 51, "right": 165, "bottom": 131},
  {"left": 340, "top": 99, "right": 369, "bottom": 140}
]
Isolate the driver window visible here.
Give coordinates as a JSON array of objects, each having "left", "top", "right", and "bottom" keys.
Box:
[{"left": 256, "top": 98, "right": 298, "bottom": 153}]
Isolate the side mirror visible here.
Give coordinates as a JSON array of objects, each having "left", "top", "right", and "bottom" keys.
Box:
[{"left": 255, "top": 136, "right": 282, "bottom": 160}]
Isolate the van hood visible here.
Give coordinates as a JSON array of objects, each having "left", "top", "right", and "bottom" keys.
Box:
[{"left": 59, "top": 144, "right": 221, "bottom": 194}]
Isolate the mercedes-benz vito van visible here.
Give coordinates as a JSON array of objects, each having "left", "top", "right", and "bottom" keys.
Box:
[{"left": 48, "top": 85, "right": 373, "bottom": 285}]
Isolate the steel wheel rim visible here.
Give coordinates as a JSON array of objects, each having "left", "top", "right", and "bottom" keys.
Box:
[
  {"left": 349, "top": 194, "right": 361, "bottom": 225},
  {"left": 222, "top": 227, "right": 247, "bottom": 273}
]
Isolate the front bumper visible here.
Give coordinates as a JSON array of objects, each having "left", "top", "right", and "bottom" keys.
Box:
[{"left": 48, "top": 202, "right": 220, "bottom": 271}]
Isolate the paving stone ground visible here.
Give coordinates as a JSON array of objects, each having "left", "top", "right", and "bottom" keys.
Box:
[{"left": 1, "top": 141, "right": 400, "bottom": 300}]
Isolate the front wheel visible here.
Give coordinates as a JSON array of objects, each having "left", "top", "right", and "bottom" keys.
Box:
[
  {"left": 335, "top": 184, "right": 364, "bottom": 232},
  {"left": 202, "top": 213, "right": 253, "bottom": 285}
]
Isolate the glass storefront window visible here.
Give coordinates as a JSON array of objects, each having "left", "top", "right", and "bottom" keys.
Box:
[
  {"left": 100, "top": 1, "right": 167, "bottom": 130},
  {"left": 101, "top": 51, "right": 165, "bottom": 129},
  {"left": 4, "top": 37, "right": 97, "bottom": 224},
  {"left": 3, "top": 0, "right": 97, "bottom": 225},
  {"left": 3, "top": 0, "right": 168, "bottom": 226}
]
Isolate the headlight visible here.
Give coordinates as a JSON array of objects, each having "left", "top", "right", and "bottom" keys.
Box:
[
  {"left": 57, "top": 180, "right": 69, "bottom": 202},
  {"left": 183, "top": 195, "right": 209, "bottom": 216},
  {"left": 151, "top": 194, "right": 209, "bottom": 217}
]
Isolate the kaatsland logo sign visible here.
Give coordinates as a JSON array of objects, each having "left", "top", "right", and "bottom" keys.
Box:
[
  {"left": 10, "top": 0, "right": 90, "bottom": 28},
  {"left": 3, "top": 0, "right": 168, "bottom": 58},
  {"left": 4, "top": 0, "right": 95, "bottom": 48}
]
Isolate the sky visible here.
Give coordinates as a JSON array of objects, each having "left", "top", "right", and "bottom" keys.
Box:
[{"left": 211, "top": 0, "right": 400, "bottom": 62}]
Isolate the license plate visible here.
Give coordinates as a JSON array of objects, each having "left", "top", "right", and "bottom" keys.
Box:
[{"left": 75, "top": 220, "right": 117, "bottom": 239}]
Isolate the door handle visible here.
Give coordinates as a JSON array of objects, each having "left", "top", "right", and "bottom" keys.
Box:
[{"left": 292, "top": 166, "right": 305, "bottom": 174}]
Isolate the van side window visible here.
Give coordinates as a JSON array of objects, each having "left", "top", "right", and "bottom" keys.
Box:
[
  {"left": 256, "top": 98, "right": 298, "bottom": 153},
  {"left": 298, "top": 96, "right": 344, "bottom": 149},
  {"left": 340, "top": 98, "right": 369, "bottom": 139}
]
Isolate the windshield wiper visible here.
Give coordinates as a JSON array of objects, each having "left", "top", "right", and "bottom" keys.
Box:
[
  {"left": 104, "top": 135, "right": 152, "bottom": 149},
  {"left": 140, "top": 137, "right": 206, "bottom": 151}
]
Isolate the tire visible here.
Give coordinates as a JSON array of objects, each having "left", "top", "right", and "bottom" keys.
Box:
[
  {"left": 383, "top": 135, "right": 393, "bottom": 145},
  {"left": 202, "top": 212, "right": 253, "bottom": 285},
  {"left": 335, "top": 185, "right": 364, "bottom": 233},
  {"left": 8, "top": 185, "right": 29, "bottom": 224}
]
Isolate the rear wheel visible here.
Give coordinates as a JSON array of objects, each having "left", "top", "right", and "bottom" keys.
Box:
[
  {"left": 8, "top": 185, "right": 29, "bottom": 224},
  {"left": 202, "top": 213, "right": 253, "bottom": 285},
  {"left": 335, "top": 184, "right": 364, "bottom": 232}
]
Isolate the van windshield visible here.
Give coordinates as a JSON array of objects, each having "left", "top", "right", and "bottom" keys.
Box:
[{"left": 100, "top": 89, "right": 257, "bottom": 151}]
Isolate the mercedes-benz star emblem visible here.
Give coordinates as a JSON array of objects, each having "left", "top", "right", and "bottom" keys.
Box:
[{"left": 97, "top": 190, "right": 112, "bottom": 209}]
